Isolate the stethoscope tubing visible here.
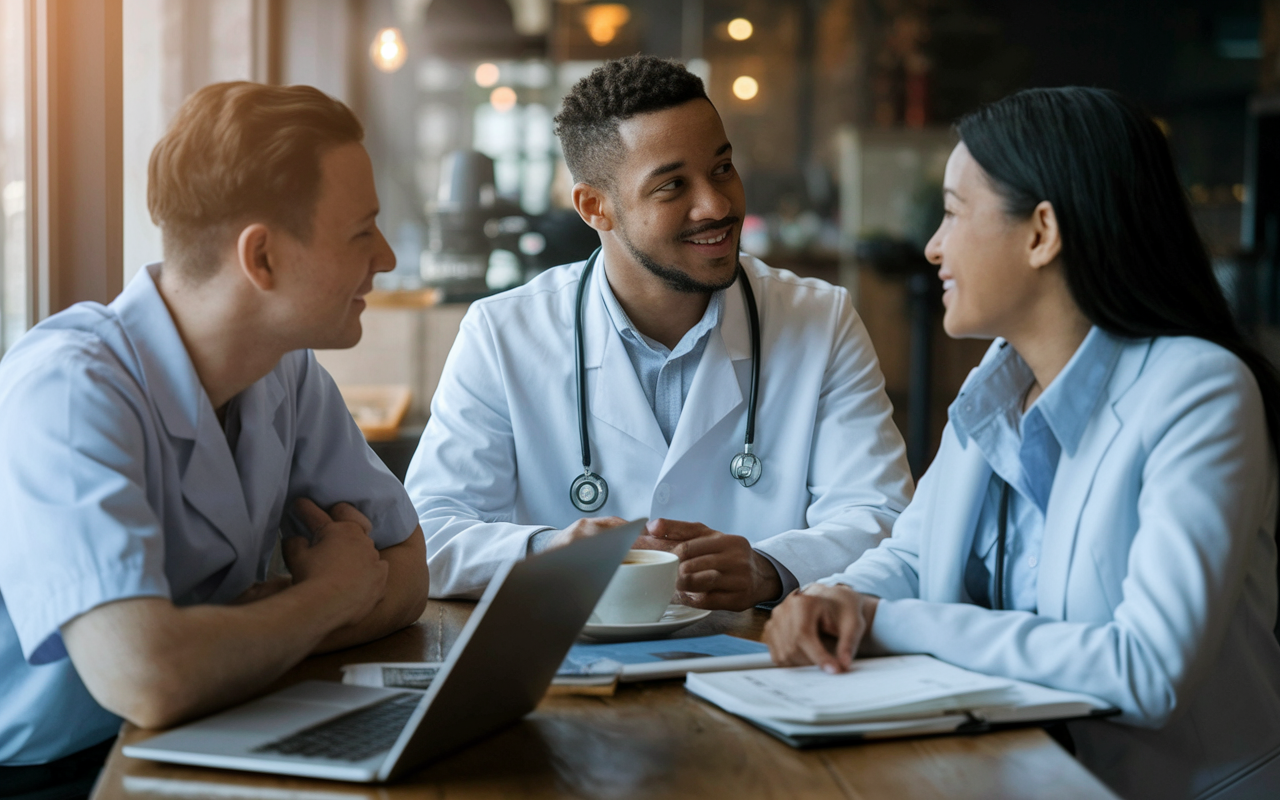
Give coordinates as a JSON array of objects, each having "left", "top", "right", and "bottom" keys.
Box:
[{"left": 571, "top": 248, "right": 762, "bottom": 512}]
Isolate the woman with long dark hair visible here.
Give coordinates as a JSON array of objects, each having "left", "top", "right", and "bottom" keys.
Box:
[{"left": 764, "top": 87, "right": 1280, "bottom": 800}]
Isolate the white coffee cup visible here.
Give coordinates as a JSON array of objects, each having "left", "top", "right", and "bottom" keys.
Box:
[{"left": 590, "top": 549, "right": 680, "bottom": 625}]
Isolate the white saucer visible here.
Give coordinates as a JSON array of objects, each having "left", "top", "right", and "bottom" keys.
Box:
[{"left": 580, "top": 604, "right": 712, "bottom": 642}]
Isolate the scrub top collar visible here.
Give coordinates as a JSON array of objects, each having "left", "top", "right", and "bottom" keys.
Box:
[
  {"left": 113, "top": 263, "right": 286, "bottom": 445},
  {"left": 950, "top": 326, "right": 1124, "bottom": 459}
]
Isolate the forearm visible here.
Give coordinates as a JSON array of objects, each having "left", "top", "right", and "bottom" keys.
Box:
[
  {"left": 867, "top": 598, "right": 1181, "bottom": 724},
  {"left": 752, "top": 516, "right": 895, "bottom": 588},
  {"left": 64, "top": 581, "right": 356, "bottom": 729},
  {"left": 424, "top": 515, "right": 549, "bottom": 598},
  {"left": 313, "top": 527, "right": 430, "bottom": 653}
]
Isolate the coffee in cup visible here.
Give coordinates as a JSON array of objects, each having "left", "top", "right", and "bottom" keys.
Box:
[{"left": 590, "top": 549, "right": 679, "bottom": 624}]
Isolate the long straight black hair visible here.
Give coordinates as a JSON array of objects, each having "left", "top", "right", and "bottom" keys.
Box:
[{"left": 957, "top": 87, "right": 1280, "bottom": 637}]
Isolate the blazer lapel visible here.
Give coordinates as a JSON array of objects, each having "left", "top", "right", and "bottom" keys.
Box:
[
  {"left": 1037, "top": 405, "right": 1122, "bottom": 619},
  {"left": 1037, "top": 341, "right": 1147, "bottom": 619}
]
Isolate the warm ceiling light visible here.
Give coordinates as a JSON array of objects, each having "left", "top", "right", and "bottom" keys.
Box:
[
  {"left": 475, "top": 62, "right": 500, "bottom": 87},
  {"left": 583, "top": 4, "right": 630, "bottom": 45},
  {"left": 727, "top": 18, "right": 753, "bottom": 41},
  {"left": 370, "top": 28, "right": 406, "bottom": 73},
  {"left": 732, "top": 75, "right": 759, "bottom": 100},
  {"left": 490, "top": 86, "right": 518, "bottom": 112}
]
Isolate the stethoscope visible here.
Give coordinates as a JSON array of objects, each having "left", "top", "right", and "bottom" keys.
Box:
[
  {"left": 993, "top": 478, "right": 1011, "bottom": 611},
  {"left": 569, "top": 248, "right": 763, "bottom": 513}
]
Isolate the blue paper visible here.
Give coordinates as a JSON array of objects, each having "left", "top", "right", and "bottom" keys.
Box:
[{"left": 559, "top": 634, "right": 768, "bottom": 675}]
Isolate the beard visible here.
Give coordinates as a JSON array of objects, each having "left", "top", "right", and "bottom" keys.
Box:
[{"left": 616, "top": 221, "right": 740, "bottom": 295}]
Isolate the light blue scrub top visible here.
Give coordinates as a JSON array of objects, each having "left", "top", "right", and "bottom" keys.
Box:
[{"left": 0, "top": 264, "right": 418, "bottom": 765}]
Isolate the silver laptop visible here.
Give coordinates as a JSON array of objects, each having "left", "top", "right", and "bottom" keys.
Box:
[{"left": 123, "top": 519, "right": 645, "bottom": 783}]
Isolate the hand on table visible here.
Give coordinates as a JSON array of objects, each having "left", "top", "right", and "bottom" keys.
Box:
[
  {"left": 634, "top": 519, "right": 783, "bottom": 611},
  {"left": 285, "top": 499, "right": 388, "bottom": 626},
  {"left": 763, "top": 583, "right": 879, "bottom": 674}
]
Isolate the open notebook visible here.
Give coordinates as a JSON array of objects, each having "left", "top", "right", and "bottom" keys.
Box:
[{"left": 686, "top": 654, "right": 1118, "bottom": 747}]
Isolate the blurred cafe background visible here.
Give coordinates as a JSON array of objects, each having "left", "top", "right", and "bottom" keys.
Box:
[{"left": 0, "top": 0, "right": 1278, "bottom": 477}]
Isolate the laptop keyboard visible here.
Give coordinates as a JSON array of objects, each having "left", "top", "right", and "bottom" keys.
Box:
[{"left": 252, "top": 692, "right": 422, "bottom": 762}]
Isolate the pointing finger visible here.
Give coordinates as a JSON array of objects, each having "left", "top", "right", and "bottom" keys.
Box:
[{"left": 832, "top": 605, "right": 861, "bottom": 671}]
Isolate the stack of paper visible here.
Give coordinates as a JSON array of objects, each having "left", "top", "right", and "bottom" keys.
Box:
[
  {"left": 686, "top": 654, "right": 1115, "bottom": 746},
  {"left": 341, "top": 635, "right": 773, "bottom": 697}
]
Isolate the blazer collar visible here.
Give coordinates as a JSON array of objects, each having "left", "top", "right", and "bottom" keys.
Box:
[{"left": 1036, "top": 336, "right": 1153, "bottom": 618}]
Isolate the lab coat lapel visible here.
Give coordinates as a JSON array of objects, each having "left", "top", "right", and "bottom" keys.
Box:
[
  {"left": 661, "top": 274, "right": 750, "bottom": 474},
  {"left": 583, "top": 262, "right": 668, "bottom": 458},
  {"left": 1037, "top": 342, "right": 1146, "bottom": 619}
]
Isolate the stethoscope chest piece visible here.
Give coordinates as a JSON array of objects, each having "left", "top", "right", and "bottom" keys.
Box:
[
  {"left": 730, "top": 446, "right": 762, "bottom": 487},
  {"left": 570, "top": 470, "right": 609, "bottom": 513}
]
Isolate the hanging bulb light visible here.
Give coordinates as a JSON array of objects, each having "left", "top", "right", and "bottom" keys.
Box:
[
  {"left": 490, "top": 86, "right": 518, "bottom": 113},
  {"left": 727, "top": 18, "right": 753, "bottom": 41},
  {"left": 371, "top": 28, "right": 407, "bottom": 73},
  {"left": 583, "top": 4, "right": 631, "bottom": 46},
  {"left": 475, "top": 63, "right": 501, "bottom": 88},
  {"left": 733, "top": 76, "right": 759, "bottom": 100}
]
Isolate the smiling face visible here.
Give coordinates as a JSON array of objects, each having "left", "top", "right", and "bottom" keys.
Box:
[
  {"left": 925, "top": 142, "right": 1048, "bottom": 340},
  {"left": 605, "top": 99, "right": 746, "bottom": 293},
  {"left": 272, "top": 142, "right": 395, "bottom": 350}
]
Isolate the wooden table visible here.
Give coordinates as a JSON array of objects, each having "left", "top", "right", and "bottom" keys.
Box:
[{"left": 92, "top": 601, "right": 1118, "bottom": 800}]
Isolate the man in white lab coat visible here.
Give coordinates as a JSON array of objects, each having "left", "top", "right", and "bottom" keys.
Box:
[{"left": 405, "top": 55, "right": 913, "bottom": 611}]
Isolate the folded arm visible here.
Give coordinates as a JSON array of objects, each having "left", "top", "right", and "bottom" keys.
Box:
[
  {"left": 312, "top": 522, "right": 429, "bottom": 653},
  {"left": 62, "top": 501, "right": 428, "bottom": 730}
]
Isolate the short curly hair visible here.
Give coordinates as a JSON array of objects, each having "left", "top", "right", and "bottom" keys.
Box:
[{"left": 554, "top": 55, "right": 708, "bottom": 190}]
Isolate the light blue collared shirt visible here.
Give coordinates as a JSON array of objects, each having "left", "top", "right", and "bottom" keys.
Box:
[
  {"left": 951, "top": 327, "right": 1123, "bottom": 612},
  {"left": 598, "top": 273, "right": 724, "bottom": 445}
]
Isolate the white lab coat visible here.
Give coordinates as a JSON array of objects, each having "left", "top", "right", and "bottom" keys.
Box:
[
  {"left": 406, "top": 254, "right": 914, "bottom": 598},
  {"left": 824, "top": 335, "right": 1280, "bottom": 800}
]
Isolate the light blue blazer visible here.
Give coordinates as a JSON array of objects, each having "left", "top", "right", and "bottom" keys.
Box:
[{"left": 824, "top": 335, "right": 1280, "bottom": 800}]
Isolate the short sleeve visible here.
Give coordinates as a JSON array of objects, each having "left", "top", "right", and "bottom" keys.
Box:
[
  {"left": 284, "top": 351, "right": 417, "bottom": 549},
  {"left": 0, "top": 337, "right": 170, "bottom": 664}
]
